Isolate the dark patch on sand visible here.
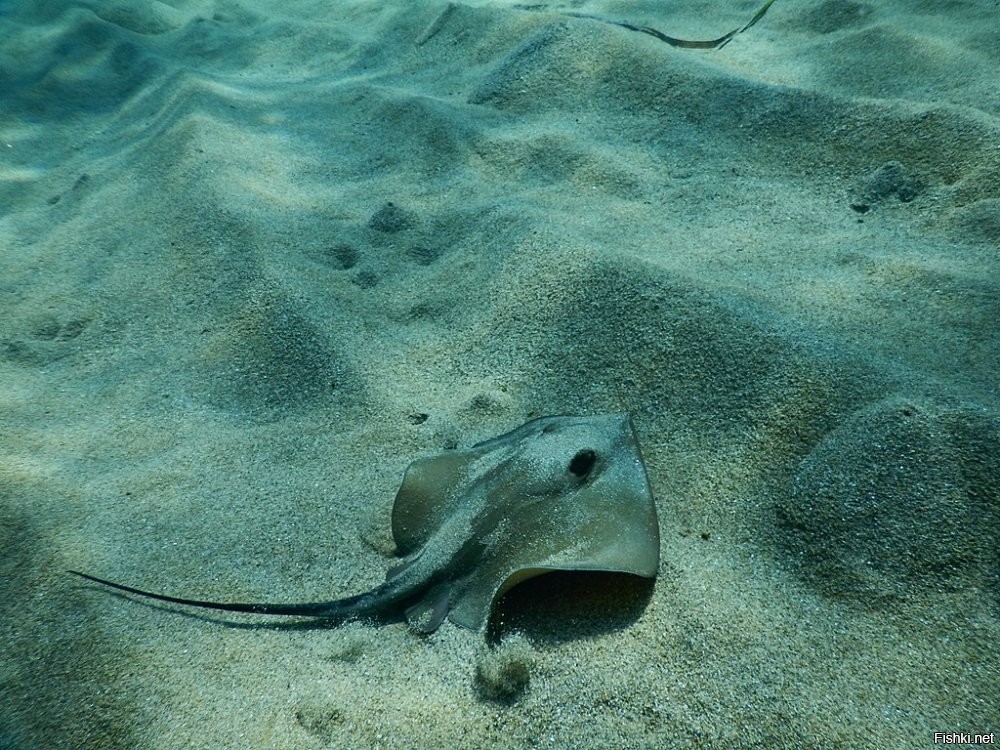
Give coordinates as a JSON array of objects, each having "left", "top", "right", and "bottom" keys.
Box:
[
  {"left": 0, "top": 507, "right": 144, "bottom": 750},
  {"left": 775, "top": 396, "right": 1000, "bottom": 604},
  {"left": 191, "top": 288, "right": 360, "bottom": 416}
]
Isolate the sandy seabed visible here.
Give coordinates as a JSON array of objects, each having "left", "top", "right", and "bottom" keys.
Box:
[{"left": 1, "top": 0, "right": 998, "bottom": 748}]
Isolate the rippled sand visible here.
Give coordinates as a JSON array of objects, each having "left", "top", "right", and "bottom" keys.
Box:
[{"left": 1, "top": 1, "right": 997, "bottom": 747}]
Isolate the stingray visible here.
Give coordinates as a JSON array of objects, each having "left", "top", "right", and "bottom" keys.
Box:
[{"left": 70, "top": 413, "right": 660, "bottom": 633}]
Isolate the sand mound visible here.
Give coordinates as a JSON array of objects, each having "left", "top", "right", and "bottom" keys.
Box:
[
  {"left": 2, "top": 0, "right": 998, "bottom": 747},
  {"left": 777, "top": 396, "right": 1000, "bottom": 603}
]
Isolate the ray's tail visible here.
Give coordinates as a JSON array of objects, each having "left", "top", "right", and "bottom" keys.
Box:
[{"left": 67, "top": 570, "right": 386, "bottom": 619}]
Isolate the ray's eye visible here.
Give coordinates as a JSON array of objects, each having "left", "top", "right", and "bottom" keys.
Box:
[{"left": 568, "top": 449, "right": 597, "bottom": 478}]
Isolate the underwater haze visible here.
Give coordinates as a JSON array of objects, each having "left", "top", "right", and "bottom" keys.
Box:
[{"left": 1, "top": 0, "right": 998, "bottom": 748}]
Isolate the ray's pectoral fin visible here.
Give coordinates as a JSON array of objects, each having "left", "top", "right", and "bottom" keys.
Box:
[
  {"left": 70, "top": 413, "right": 660, "bottom": 636},
  {"left": 388, "top": 413, "right": 660, "bottom": 632}
]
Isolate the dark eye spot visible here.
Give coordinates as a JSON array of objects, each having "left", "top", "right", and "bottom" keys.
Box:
[{"left": 568, "top": 449, "right": 597, "bottom": 478}]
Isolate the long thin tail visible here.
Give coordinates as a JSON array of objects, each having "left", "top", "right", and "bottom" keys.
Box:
[{"left": 67, "top": 570, "right": 374, "bottom": 618}]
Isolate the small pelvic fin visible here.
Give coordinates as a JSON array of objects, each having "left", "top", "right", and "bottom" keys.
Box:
[{"left": 404, "top": 583, "right": 451, "bottom": 633}]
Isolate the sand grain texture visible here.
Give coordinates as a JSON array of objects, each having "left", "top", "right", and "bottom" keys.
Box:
[{"left": 1, "top": 0, "right": 997, "bottom": 748}]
